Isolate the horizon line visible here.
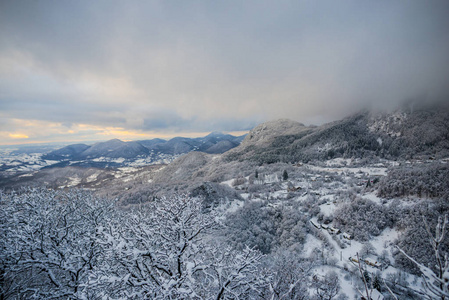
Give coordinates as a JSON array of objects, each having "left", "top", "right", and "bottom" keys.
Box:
[{"left": 0, "top": 130, "right": 250, "bottom": 147}]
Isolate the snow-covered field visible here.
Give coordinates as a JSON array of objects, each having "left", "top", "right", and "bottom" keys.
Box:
[
  {"left": 0, "top": 149, "right": 180, "bottom": 181},
  {"left": 0, "top": 151, "right": 59, "bottom": 173}
]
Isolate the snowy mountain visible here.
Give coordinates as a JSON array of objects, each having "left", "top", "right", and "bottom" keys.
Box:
[
  {"left": 80, "top": 139, "right": 150, "bottom": 159},
  {"left": 239, "top": 118, "right": 309, "bottom": 148},
  {"left": 0, "top": 132, "right": 246, "bottom": 188},
  {"left": 42, "top": 143, "right": 90, "bottom": 160},
  {"left": 226, "top": 102, "right": 449, "bottom": 165},
  {"left": 43, "top": 139, "right": 149, "bottom": 160},
  {"left": 140, "top": 132, "right": 245, "bottom": 155},
  {"left": 40, "top": 133, "right": 246, "bottom": 167}
]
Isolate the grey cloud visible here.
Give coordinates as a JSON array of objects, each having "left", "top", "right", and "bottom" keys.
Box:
[
  {"left": 0, "top": 96, "right": 127, "bottom": 127},
  {"left": 143, "top": 112, "right": 194, "bottom": 131},
  {"left": 1, "top": 0, "right": 449, "bottom": 142},
  {"left": 142, "top": 111, "right": 258, "bottom": 133}
]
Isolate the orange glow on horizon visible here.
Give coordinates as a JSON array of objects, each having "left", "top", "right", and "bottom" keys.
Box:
[{"left": 9, "top": 133, "right": 29, "bottom": 139}]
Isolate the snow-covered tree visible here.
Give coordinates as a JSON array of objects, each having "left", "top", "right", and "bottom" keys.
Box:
[
  {"left": 92, "top": 194, "right": 267, "bottom": 299},
  {"left": 312, "top": 271, "right": 340, "bottom": 300},
  {"left": 266, "top": 251, "right": 313, "bottom": 299},
  {"left": 0, "top": 188, "right": 114, "bottom": 299},
  {"left": 397, "top": 215, "right": 449, "bottom": 300}
]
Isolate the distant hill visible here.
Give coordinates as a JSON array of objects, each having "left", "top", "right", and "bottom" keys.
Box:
[
  {"left": 140, "top": 132, "right": 245, "bottom": 155},
  {"left": 239, "top": 119, "right": 309, "bottom": 149},
  {"left": 42, "top": 144, "right": 90, "bottom": 160},
  {"left": 43, "top": 139, "right": 149, "bottom": 160},
  {"left": 137, "top": 138, "right": 166, "bottom": 148},
  {"left": 78, "top": 139, "right": 150, "bottom": 159},
  {"left": 42, "top": 132, "right": 246, "bottom": 165}
]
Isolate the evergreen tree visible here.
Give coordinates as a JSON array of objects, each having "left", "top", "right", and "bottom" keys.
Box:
[
  {"left": 373, "top": 273, "right": 382, "bottom": 292},
  {"left": 282, "top": 170, "right": 288, "bottom": 181}
]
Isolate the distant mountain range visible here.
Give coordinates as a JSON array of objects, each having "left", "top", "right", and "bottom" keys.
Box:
[{"left": 42, "top": 132, "right": 246, "bottom": 164}]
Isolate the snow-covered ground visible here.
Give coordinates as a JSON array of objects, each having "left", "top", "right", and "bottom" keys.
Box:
[
  {"left": 219, "top": 161, "right": 430, "bottom": 298},
  {"left": 306, "top": 164, "right": 388, "bottom": 176},
  {"left": 1, "top": 146, "right": 437, "bottom": 298},
  {"left": 0, "top": 149, "right": 181, "bottom": 177},
  {"left": 0, "top": 151, "right": 59, "bottom": 173}
]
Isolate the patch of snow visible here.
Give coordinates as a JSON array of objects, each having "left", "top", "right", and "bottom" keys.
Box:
[
  {"left": 301, "top": 234, "right": 322, "bottom": 258},
  {"left": 369, "top": 227, "right": 399, "bottom": 256},
  {"left": 316, "top": 143, "right": 332, "bottom": 152},
  {"left": 66, "top": 176, "right": 81, "bottom": 187},
  {"left": 324, "top": 158, "right": 352, "bottom": 167},
  {"left": 86, "top": 172, "right": 100, "bottom": 183},
  {"left": 319, "top": 202, "right": 336, "bottom": 217},
  {"left": 221, "top": 178, "right": 234, "bottom": 188},
  {"left": 118, "top": 167, "right": 139, "bottom": 173},
  {"left": 363, "top": 192, "right": 383, "bottom": 205},
  {"left": 240, "top": 193, "right": 250, "bottom": 200},
  {"left": 18, "top": 173, "right": 34, "bottom": 178}
]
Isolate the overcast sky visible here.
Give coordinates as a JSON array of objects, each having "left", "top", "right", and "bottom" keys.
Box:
[{"left": 1, "top": 1, "right": 449, "bottom": 145}]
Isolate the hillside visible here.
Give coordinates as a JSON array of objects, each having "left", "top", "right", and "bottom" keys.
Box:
[{"left": 225, "top": 103, "right": 449, "bottom": 165}]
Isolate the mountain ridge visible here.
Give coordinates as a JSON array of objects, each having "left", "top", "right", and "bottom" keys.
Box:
[
  {"left": 42, "top": 132, "right": 247, "bottom": 165},
  {"left": 224, "top": 104, "right": 449, "bottom": 165}
]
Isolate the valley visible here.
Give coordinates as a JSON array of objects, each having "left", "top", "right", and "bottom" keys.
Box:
[{"left": 1, "top": 104, "right": 448, "bottom": 299}]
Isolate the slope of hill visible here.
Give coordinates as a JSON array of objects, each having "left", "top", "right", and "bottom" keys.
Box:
[
  {"left": 139, "top": 132, "right": 246, "bottom": 155},
  {"left": 152, "top": 151, "right": 212, "bottom": 184},
  {"left": 239, "top": 118, "right": 309, "bottom": 148},
  {"left": 78, "top": 139, "right": 149, "bottom": 159}
]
